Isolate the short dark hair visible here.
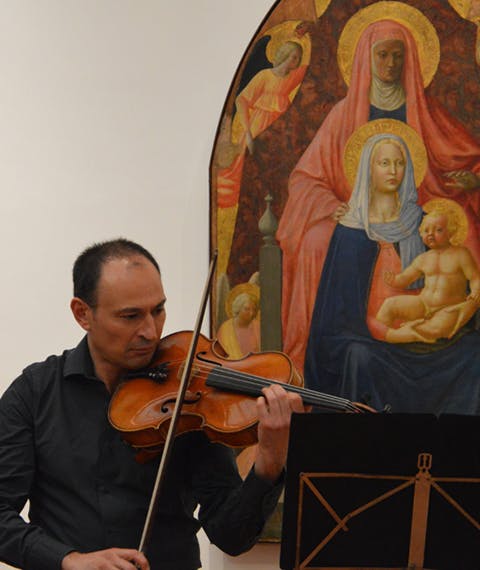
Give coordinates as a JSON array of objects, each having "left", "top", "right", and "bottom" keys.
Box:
[{"left": 73, "top": 238, "right": 160, "bottom": 306}]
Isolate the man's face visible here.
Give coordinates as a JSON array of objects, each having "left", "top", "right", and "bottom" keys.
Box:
[
  {"left": 81, "top": 256, "right": 166, "bottom": 380},
  {"left": 372, "top": 39, "right": 405, "bottom": 84}
]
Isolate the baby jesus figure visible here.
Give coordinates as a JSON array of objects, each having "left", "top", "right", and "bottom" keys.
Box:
[{"left": 376, "top": 199, "right": 480, "bottom": 343}]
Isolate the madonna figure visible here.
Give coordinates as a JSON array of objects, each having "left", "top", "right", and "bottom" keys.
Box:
[
  {"left": 304, "top": 128, "right": 480, "bottom": 415},
  {"left": 277, "top": 8, "right": 480, "bottom": 373}
]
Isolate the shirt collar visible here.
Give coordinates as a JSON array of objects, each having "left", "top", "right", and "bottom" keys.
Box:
[{"left": 63, "top": 335, "right": 98, "bottom": 381}]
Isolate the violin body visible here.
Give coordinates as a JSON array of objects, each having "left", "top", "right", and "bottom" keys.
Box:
[{"left": 108, "top": 330, "right": 303, "bottom": 450}]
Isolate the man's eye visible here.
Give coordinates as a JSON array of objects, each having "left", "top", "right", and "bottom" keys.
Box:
[{"left": 122, "top": 314, "right": 139, "bottom": 320}]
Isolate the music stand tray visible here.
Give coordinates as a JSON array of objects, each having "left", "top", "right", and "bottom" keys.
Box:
[{"left": 280, "top": 413, "right": 480, "bottom": 570}]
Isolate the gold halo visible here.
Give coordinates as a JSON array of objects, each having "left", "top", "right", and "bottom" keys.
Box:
[
  {"left": 422, "top": 198, "right": 469, "bottom": 245},
  {"left": 343, "top": 119, "right": 428, "bottom": 188},
  {"left": 225, "top": 283, "right": 260, "bottom": 319},
  {"left": 264, "top": 21, "right": 311, "bottom": 67},
  {"left": 448, "top": 0, "right": 476, "bottom": 20},
  {"left": 337, "top": 1, "right": 440, "bottom": 87},
  {"left": 315, "top": 0, "right": 332, "bottom": 19}
]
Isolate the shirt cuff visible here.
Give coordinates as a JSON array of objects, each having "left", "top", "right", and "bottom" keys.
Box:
[
  {"left": 243, "top": 467, "right": 285, "bottom": 519},
  {"left": 25, "top": 535, "right": 74, "bottom": 570}
]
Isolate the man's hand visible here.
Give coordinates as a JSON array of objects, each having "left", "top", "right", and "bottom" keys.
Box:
[
  {"left": 62, "top": 548, "right": 150, "bottom": 570},
  {"left": 253, "top": 384, "right": 305, "bottom": 483}
]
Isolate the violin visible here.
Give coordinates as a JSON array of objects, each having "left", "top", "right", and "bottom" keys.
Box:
[{"left": 108, "top": 330, "right": 373, "bottom": 453}]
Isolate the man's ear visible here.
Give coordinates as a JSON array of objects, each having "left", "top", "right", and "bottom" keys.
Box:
[{"left": 70, "top": 297, "right": 92, "bottom": 331}]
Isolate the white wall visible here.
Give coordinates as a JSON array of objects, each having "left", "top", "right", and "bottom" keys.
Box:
[{"left": 0, "top": 1, "right": 282, "bottom": 569}]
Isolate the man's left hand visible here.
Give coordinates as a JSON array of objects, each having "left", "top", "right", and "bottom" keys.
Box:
[{"left": 253, "top": 384, "right": 305, "bottom": 483}]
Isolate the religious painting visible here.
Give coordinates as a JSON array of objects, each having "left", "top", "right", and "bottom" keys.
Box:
[{"left": 209, "top": 0, "right": 480, "bottom": 539}]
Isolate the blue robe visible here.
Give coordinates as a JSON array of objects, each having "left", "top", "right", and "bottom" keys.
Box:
[{"left": 304, "top": 225, "right": 480, "bottom": 414}]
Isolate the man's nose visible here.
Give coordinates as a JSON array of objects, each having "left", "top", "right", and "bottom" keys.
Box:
[{"left": 139, "top": 314, "right": 157, "bottom": 340}]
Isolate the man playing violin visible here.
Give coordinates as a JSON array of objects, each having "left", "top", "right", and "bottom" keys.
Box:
[{"left": 0, "top": 238, "right": 305, "bottom": 570}]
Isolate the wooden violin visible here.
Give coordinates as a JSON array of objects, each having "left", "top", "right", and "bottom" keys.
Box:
[{"left": 108, "top": 330, "right": 373, "bottom": 453}]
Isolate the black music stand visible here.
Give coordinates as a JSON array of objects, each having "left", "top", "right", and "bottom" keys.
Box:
[{"left": 280, "top": 413, "right": 480, "bottom": 570}]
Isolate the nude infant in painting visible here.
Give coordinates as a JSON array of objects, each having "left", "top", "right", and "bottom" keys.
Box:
[{"left": 376, "top": 201, "right": 480, "bottom": 343}]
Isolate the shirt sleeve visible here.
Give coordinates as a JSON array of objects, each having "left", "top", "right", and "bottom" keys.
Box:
[
  {"left": 0, "top": 375, "right": 74, "bottom": 570},
  {"left": 189, "top": 434, "right": 284, "bottom": 556}
]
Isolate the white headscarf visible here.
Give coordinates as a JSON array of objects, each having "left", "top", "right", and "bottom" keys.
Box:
[
  {"left": 341, "top": 133, "right": 425, "bottom": 271},
  {"left": 369, "top": 41, "right": 406, "bottom": 111}
]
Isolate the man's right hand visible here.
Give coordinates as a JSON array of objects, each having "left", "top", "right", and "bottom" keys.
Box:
[{"left": 62, "top": 548, "right": 150, "bottom": 570}]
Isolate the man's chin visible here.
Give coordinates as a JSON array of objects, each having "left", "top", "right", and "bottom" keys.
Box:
[{"left": 126, "top": 349, "right": 157, "bottom": 370}]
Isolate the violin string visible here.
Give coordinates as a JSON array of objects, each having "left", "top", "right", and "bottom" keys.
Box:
[
  {"left": 183, "top": 359, "right": 356, "bottom": 411},
  {"left": 208, "top": 364, "right": 355, "bottom": 407},
  {"left": 209, "top": 369, "right": 358, "bottom": 412},
  {"left": 155, "top": 357, "right": 358, "bottom": 412}
]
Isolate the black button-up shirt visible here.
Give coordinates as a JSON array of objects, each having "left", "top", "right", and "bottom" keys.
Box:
[{"left": 0, "top": 337, "right": 282, "bottom": 570}]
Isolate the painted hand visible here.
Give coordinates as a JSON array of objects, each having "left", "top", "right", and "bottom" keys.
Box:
[
  {"left": 444, "top": 170, "right": 480, "bottom": 191},
  {"left": 331, "top": 202, "right": 349, "bottom": 222},
  {"left": 383, "top": 270, "right": 396, "bottom": 286}
]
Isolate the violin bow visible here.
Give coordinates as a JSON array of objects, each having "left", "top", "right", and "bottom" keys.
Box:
[{"left": 138, "top": 250, "right": 218, "bottom": 555}]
